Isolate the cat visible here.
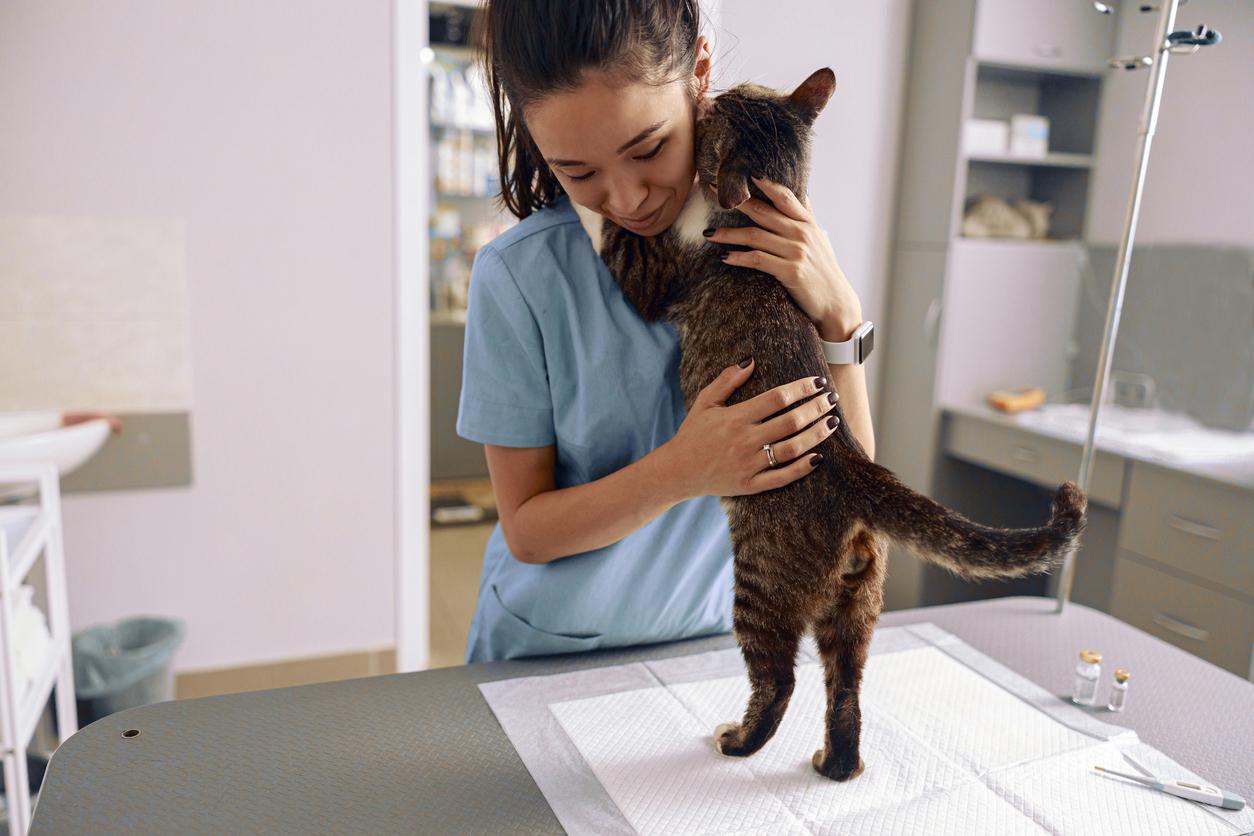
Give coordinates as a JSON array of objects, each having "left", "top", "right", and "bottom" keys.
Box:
[
  {"left": 961, "top": 194, "right": 1053, "bottom": 239},
  {"left": 571, "top": 67, "right": 1087, "bottom": 782}
]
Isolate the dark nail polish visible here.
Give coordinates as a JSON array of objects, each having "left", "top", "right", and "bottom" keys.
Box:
[
  {"left": 827, "top": 392, "right": 836, "bottom": 405},
  {"left": 738, "top": 356, "right": 753, "bottom": 368},
  {"left": 827, "top": 416, "right": 837, "bottom": 430},
  {"left": 720, "top": 252, "right": 730, "bottom": 261},
  {"left": 810, "top": 453, "right": 823, "bottom": 467},
  {"left": 702, "top": 227, "right": 715, "bottom": 237},
  {"left": 813, "top": 376, "right": 825, "bottom": 389}
]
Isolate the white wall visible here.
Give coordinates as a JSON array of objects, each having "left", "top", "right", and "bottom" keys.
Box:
[
  {"left": 714, "top": 0, "right": 913, "bottom": 416},
  {"left": 1088, "top": 0, "right": 1254, "bottom": 246},
  {"left": 0, "top": 1, "right": 398, "bottom": 670}
]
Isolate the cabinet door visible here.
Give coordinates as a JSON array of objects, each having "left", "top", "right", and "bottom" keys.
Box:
[
  {"left": 1111, "top": 552, "right": 1254, "bottom": 679},
  {"left": 974, "top": 0, "right": 1114, "bottom": 74}
]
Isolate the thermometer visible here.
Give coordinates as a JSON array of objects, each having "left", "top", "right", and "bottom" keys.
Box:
[{"left": 1094, "top": 766, "right": 1246, "bottom": 810}]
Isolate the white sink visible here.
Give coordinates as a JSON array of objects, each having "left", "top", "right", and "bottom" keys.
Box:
[{"left": 0, "top": 412, "right": 112, "bottom": 501}]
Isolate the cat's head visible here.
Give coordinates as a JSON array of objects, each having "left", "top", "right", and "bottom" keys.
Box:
[{"left": 697, "top": 68, "right": 836, "bottom": 212}]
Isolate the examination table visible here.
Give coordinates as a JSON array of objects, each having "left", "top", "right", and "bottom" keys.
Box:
[{"left": 29, "top": 597, "right": 1254, "bottom": 834}]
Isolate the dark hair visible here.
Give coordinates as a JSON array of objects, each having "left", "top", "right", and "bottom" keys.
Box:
[{"left": 475, "top": 0, "right": 703, "bottom": 220}]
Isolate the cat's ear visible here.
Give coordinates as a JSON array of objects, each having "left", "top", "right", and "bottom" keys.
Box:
[
  {"left": 788, "top": 67, "right": 836, "bottom": 123},
  {"left": 716, "top": 157, "right": 750, "bottom": 210}
]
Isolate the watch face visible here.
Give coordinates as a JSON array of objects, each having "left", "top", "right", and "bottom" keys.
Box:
[{"left": 859, "top": 325, "right": 874, "bottom": 363}]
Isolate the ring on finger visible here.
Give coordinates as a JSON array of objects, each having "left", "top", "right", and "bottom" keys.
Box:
[{"left": 762, "top": 442, "right": 778, "bottom": 468}]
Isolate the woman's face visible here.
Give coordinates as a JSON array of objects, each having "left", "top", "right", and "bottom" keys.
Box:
[{"left": 525, "top": 38, "right": 712, "bottom": 236}]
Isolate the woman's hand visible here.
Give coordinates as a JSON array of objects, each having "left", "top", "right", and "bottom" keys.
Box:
[
  {"left": 704, "top": 176, "right": 863, "bottom": 340},
  {"left": 661, "top": 357, "right": 840, "bottom": 500}
]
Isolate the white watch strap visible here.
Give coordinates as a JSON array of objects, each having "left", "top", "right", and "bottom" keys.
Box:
[{"left": 821, "top": 321, "right": 873, "bottom": 365}]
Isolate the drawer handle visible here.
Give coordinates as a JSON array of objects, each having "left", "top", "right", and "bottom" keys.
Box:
[
  {"left": 1166, "top": 513, "right": 1222, "bottom": 542},
  {"left": 1152, "top": 612, "right": 1210, "bottom": 642},
  {"left": 1011, "top": 445, "right": 1040, "bottom": 464}
]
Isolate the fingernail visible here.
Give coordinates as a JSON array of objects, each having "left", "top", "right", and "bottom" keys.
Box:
[
  {"left": 827, "top": 416, "right": 837, "bottom": 430},
  {"left": 827, "top": 391, "right": 836, "bottom": 405},
  {"left": 813, "top": 376, "right": 826, "bottom": 389},
  {"left": 720, "top": 252, "right": 730, "bottom": 261},
  {"left": 738, "top": 356, "right": 753, "bottom": 368},
  {"left": 702, "top": 227, "right": 715, "bottom": 237},
  {"left": 810, "top": 453, "right": 823, "bottom": 467}
]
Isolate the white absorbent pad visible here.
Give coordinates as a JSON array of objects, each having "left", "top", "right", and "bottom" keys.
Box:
[{"left": 479, "top": 623, "right": 1254, "bottom": 835}]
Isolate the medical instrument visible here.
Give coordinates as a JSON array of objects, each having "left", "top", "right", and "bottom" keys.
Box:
[
  {"left": 1057, "top": 0, "right": 1224, "bottom": 611},
  {"left": 1106, "top": 668, "right": 1129, "bottom": 712},
  {"left": 1072, "top": 649, "right": 1102, "bottom": 705},
  {"left": 1094, "top": 766, "right": 1246, "bottom": 811}
]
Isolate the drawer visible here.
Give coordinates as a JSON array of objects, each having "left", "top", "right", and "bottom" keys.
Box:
[
  {"left": 1111, "top": 553, "right": 1254, "bottom": 679},
  {"left": 1119, "top": 461, "right": 1254, "bottom": 599},
  {"left": 945, "top": 412, "right": 1125, "bottom": 508}
]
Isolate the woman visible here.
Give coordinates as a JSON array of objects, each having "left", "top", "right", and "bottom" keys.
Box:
[{"left": 456, "top": 0, "right": 874, "bottom": 662}]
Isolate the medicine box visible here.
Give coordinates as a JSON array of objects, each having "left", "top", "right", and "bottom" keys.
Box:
[
  {"left": 963, "top": 118, "right": 1008, "bottom": 156},
  {"left": 1010, "top": 113, "right": 1050, "bottom": 157}
]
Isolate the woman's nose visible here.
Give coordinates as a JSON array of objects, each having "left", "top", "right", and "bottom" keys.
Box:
[{"left": 602, "top": 175, "right": 650, "bottom": 219}]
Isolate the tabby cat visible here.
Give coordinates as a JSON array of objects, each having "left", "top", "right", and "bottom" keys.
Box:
[{"left": 572, "top": 68, "right": 1087, "bottom": 782}]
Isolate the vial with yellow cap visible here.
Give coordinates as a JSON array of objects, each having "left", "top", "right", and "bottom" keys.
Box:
[
  {"left": 1107, "top": 668, "right": 1130, "bottom": 712},
  {"left": 1072, "top": 649, "right": 1102, "bottom": 706}
]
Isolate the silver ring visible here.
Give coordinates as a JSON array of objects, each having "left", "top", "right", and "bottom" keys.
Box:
[{"left": 762, "top": 442, "right": 778, "bottom": 468}]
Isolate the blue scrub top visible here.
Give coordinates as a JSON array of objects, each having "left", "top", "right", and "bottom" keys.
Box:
[{"left": 455, "top": 193, "right": 734, "bottom": 663}]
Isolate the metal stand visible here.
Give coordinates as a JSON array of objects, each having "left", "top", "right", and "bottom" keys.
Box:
[{"left": 1055, "top": 0, "right": 1222, "bottom": 612}]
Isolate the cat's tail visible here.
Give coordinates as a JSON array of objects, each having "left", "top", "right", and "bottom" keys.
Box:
[{"left": 856, "top": 462, "right": 1087, "bottom": 580}]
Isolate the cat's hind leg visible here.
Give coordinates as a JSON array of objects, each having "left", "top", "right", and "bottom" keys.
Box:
[
  {"left": 811, "top": 531, "right": 884, "bottom": 781},
  {"left": 714, "top": 596, "right": 803, "bottom": 759}
]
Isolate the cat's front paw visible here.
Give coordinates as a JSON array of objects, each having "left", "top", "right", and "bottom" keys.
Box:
[
  {"left": 812, "top": 748, "right": 865, "bottom": 782},
  {"left": 713, "top": 722, "right": 745, "bottom": 756}
]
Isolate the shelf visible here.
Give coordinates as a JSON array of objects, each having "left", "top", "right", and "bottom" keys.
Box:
[
  {"left": 976, "top": 60, "right": 1104, "bottom": 81},
  {"left": 955, "top": 235, "right": 1081, "bottom": 248},
  {"left": 431, "top": 310, "right": 468, "bottom": 325},
  {"left": 431, "top": 120, "right": 494, "bottom": 134},
  {"left": 966, "top": 152, "right": 1092, "bottom": 169},
  {"left": 0, "top": 507, "right": 50, "bottom": 590}
]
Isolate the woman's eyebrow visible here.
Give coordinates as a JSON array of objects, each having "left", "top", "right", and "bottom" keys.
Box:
[{"left": 547, "top": 120, "right": 667, "bottom": 167}]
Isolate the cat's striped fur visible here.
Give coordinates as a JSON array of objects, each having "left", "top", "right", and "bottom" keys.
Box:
[{"left": 576, "top": 68, "right": 1087, "bottom": 781}]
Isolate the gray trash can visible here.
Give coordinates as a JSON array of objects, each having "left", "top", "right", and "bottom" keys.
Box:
[{"left": 72, "top": 616, "right": 186, "bottom": 726}]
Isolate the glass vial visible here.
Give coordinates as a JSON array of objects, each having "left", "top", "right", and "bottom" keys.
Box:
[
  {"left": 1071, "top": 649, "right": 1102, "bottom": 706},
  {"left": 1107, "top": 668, "right": 1130, "bottom": 712}
]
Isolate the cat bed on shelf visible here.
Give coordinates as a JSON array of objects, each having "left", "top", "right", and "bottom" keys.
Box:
[{"left": 481, "top": 623, "right": 1253, "bottom": 836}]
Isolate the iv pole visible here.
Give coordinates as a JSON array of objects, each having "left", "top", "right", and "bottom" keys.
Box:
[{"left": 1055, "top": 0, "right": 1222, "bottom": 612}]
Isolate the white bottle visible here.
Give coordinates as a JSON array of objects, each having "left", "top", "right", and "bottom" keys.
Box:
[
  {"left": 1071, "top": 649, "right": 1102, "bottom": 706},
  {"left": 1107, "top": 668, "right": 1130, "bottom": 712}
]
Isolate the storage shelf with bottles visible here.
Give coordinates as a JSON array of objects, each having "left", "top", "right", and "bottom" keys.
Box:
[
  {"left": 427, "top": 3, "right": 516, "bottom": 317},
  {"left": 959, "top": 62, "right": 1102, "bottom": 243}
]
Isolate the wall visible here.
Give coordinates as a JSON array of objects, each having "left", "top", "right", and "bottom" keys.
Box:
[
  {"left": 1087, "top": 0, "right": 1254, "bottom": 246},
  {"left": 0, "top": 1, "right": 398, "bottom": 671},
  {"left": 714, "top": 0, "right": 914, "bottom": 417}
]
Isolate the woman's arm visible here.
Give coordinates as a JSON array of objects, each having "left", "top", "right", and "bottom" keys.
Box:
[
  {"left": 485, "top": 442, "right": 688, "bottom": 564},
  {"left": 819, "top": 315, "right": 875, "bottom": 461}
]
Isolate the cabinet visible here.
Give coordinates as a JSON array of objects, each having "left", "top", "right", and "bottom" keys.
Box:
[
  {"left": 974, "top": 0, "right": 1115, "bottom": 74},
  {"left": 878, "top": 0, "right": 1116, "bottom": 609}
]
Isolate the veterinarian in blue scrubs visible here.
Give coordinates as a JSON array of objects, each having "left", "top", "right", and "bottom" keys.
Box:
[{"left": 456, "top": 0, "right": 874, "bottom": 662}]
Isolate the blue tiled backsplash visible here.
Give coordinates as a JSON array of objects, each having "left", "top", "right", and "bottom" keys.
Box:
[{"left": 1069, "top": 244, "right": 1254, "bottom": 432}]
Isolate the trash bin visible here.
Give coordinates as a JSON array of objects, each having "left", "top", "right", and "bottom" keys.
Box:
[{"left": 72, "top": 616, "right": 186, "bottom": 726}]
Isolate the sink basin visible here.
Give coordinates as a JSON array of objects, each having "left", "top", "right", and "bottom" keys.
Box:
[{"left": 0, "top": 412, "right": 111, "bottom": 501}]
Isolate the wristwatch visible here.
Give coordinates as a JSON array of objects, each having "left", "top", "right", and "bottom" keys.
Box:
[{"left": 820, "top": 320, "right": 874, "bottom": 365}]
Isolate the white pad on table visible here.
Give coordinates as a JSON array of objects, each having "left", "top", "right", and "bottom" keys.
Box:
[{"left": 481, "top": 625, "right": 1252, "bottom": 835}]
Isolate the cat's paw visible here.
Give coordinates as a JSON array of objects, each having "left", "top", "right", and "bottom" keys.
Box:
[
  {"left": 812, "top": 748, "right": 866, "bottom": 782},
  {"left": 713, "top": 722, "right": 744, "bottom": 756}
]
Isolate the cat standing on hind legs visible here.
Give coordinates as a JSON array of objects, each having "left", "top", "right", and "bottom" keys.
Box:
[{"left": 582, "top": 66, "right": 1088, "bottom": 782}]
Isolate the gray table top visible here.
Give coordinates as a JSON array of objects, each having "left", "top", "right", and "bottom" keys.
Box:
[{"left": 31, "top": 596, "right": 1254, "bottom": 834}]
